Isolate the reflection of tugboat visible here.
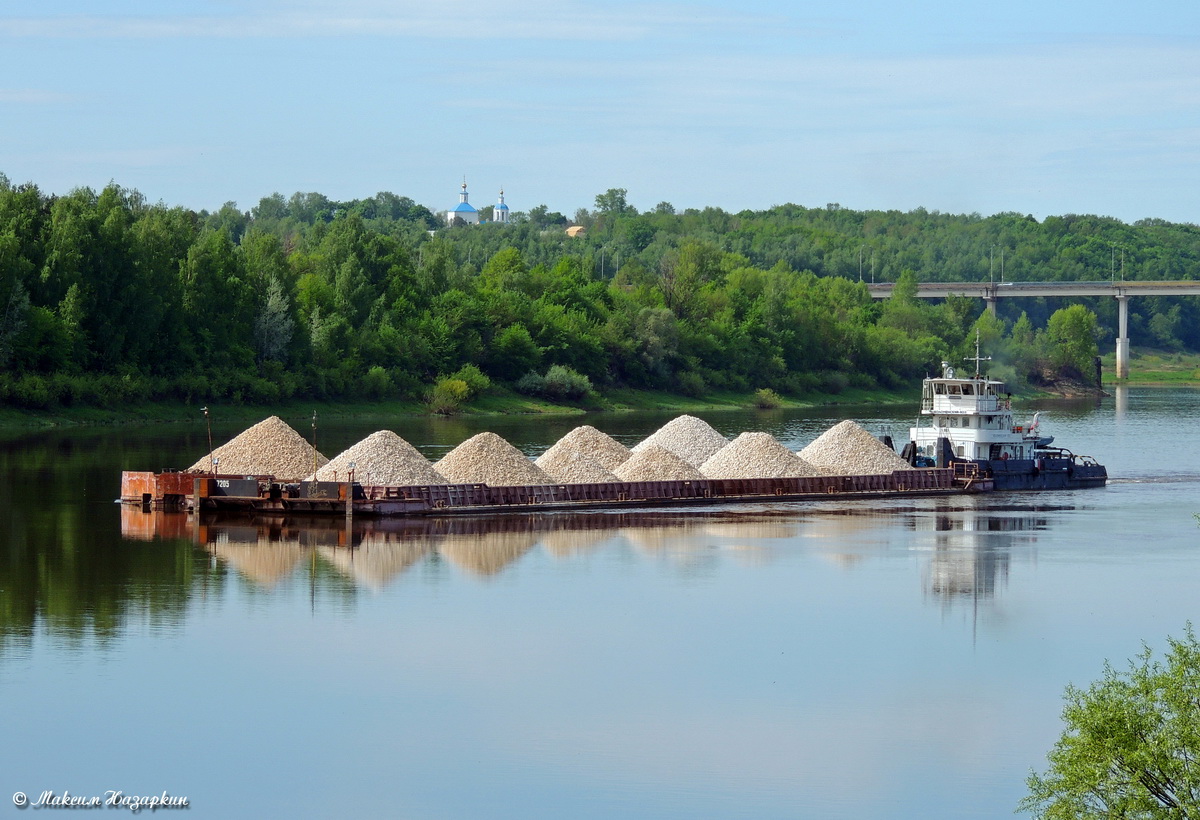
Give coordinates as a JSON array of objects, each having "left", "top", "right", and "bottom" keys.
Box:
[{"left": 903, "top": 341, "right": 1107, "bottom": 491}]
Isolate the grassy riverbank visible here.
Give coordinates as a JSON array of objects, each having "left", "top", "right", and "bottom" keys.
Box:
[
  {"left": 1100, "top": 349, "right": 1200, "bottom": 385},
  {"left": 0, "top": 383, "right": 913, "bottom": 430},
  {"left": 8, "top": 353, "right": 1193, "bottom": 430}
]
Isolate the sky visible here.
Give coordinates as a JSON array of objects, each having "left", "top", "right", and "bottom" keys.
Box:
[{"left": 2, "top": 1, "right": 1199, "bottom": 223}]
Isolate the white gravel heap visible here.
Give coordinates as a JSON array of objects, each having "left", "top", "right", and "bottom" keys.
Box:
[
  {"left": 798, "top": 420, "right": 914, "bottom": 475},
  {"left": 632, "top": 415, "right": 728, "bottom": 467},
  {"left": 189, "top": 415, "right": 327, "bottom": 481},
  {"left": 308, "top": 430, "right": 447, "bottom": 486},
  {"left": 537, "top": 425, "right": 631, "bottom": 472},
  {"left": 614, "top": 444, "right": 707, "bottom": 482},
  {"left": 535, "top": 448, "right": 620, "bottom": 484},
  {"left": 434, "top": 432, "right": 555, "bottom": 486},
  {"left": 700, "top": 432, "right": 822, "bottom": 479}
]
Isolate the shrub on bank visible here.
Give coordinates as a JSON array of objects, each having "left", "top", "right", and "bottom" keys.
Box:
[
  {"left": 516, "top": 365, "right": 593, "bottom": 402},
  {"left": 753, "top": 388, "right": 782, "bottom": 409},
  {"left": 427, "top": 378, "right": 470, "bottom": 415}
]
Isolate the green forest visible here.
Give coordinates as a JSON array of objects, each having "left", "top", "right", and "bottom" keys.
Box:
[{"left": 2, "top": 176, "right": 1198, "bottom": 411}]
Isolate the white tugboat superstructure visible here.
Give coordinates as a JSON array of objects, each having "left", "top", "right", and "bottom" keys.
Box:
[
  {"left": 903, "top": 336, "right": 1106, "bottom": 490},
  {"left": 909, "top": 358, "right": 1044, "bottom": 462}
]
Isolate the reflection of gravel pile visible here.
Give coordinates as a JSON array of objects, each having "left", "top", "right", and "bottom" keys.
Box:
[
  {"left": 207, "top": 538, "right": 305, "bottom": 588},
  {"left": 700, "top": 432, "right": 821, "bottom": 479},
  {"left": 620, "top": 524, "right": 706, "bottom": 554},
  {"left": 536, "top": 425, "right": 631, "bottom": 472},
  {"left": 614, "top": 444, "right": 706, "bottom": 482},
  {"left": 799, "top": 420, "right": 914, "bottom": 475},
  {"left": 309, "top": 430, "right": 446, "bottom": 486},
  {"left": 438, "top": 532, "right": 538, "bottom": 576},
  {"left": 703, "top": 520, "right": 798, "bottom": 540},
  {"left": 539, "top": 530, "right": 609, "bottom": 557},
  {"left": 189, "top": 416, "right": 326, "bottom": 480},
  {"left": 434, "top": 432, "right": 554, "bottom": 486},
  {"left": 632, "top": 415, "right": 728, "bottom": 467},
  {"left": 317, "top": 541, "right": 431, "bottom": 591},
  {"left": 535, "top": 449, "right": 619, "bottom": 484}
]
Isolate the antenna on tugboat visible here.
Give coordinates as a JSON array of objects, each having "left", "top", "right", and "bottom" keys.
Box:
[
  {"left": 203, "top": 406, "right": 215, "bottom": 476},
  {"left": 964, "top": 328, "right": 991, "bottom": 378},
  {"left": 311, "top": 411, "right": 318, "bottom": 476}
]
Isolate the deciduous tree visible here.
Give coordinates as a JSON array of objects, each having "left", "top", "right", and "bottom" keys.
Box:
[{"left": 1021, "top": 625, "right": 1200, "bottom": 819}]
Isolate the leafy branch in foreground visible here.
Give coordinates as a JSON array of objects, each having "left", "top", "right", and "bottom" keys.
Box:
[{"left": 1019, "top": 624, "right": 1200, "bottom": 819}]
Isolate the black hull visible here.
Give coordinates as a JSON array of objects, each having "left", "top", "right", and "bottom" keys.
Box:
[{"left": 969, "top": 457, "right": 1107, "bottom": 491}]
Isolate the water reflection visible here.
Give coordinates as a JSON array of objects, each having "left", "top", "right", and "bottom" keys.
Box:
[
  {"left": 119, "top": 506, "right": 811, "bottom": 591},
  {"left": 114, "top": 498, "right": 1075, "bottom": 611},
  {"left": 1115, "top": 384, "right": 1129, "bottom": 420},
  {"left": 909, "top": 500, "right": 1063, "bottom": 606}
]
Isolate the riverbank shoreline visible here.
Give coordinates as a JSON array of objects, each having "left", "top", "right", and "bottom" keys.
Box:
[
  {"left": 4, "top": 364, "right": 1191, "bottom": 431},
  {"left": 1100, "top": 349, "right": 1200, "bottom": 386},
  {"left": 0, "top": 384, "right": 913, "bottom": 430}
]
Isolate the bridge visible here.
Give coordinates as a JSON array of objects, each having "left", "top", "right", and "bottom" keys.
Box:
[{"left": 866, "top": 280, "right": 1200, "bottom": 379}]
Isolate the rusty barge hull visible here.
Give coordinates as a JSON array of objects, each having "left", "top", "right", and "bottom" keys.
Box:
[{"left": 121, "top": 467, "right": 990, "bottom": 517}]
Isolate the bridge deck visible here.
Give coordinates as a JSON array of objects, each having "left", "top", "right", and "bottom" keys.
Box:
[{"left": 867, "top": 280, "right": 1200, "bottom": 299}]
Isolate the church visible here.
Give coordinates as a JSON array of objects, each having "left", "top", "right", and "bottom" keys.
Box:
[{"left": 445, "top": 179, "right": 510, "bottom": 226}]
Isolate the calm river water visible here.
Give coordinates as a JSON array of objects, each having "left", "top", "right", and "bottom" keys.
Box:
[{"left": 1, "top": 387, "right": 1197, "bottom": 819}]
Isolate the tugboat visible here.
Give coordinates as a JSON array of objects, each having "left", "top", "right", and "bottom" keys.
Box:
[{"left": 902, "top": 340, "right": 1107, "bottom": 491}]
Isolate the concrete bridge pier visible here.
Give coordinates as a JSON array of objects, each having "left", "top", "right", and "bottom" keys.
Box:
[
  {"left": 985, "top": 296, "right": 997, "bottom": 317},
  {"left": 1116, "top": 295, "right": 1130, "bottom": 379}
]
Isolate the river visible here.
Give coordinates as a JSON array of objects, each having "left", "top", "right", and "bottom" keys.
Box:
[{"left": 1, "top": 386, "right": 1197, "bottom": 819}]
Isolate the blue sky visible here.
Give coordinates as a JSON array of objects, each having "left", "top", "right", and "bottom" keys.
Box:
[{"left": 2, "top": 1, "right": 1198, "bottom": 223}]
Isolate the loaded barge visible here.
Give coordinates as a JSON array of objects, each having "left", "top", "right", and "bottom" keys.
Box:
[
  {"left": 120, "top": 466, "right": 985, "bottom": 517},
  {"left": 120, "top": 349, "right": 1105, "bottom": 518}
]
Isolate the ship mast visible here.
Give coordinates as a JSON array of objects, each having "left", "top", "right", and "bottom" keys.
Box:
[{"left": 963, "top": 329, "right": 992, "bottom": 378}]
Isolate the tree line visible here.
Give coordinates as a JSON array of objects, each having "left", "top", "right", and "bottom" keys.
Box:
[{"left": 2, "top": 178, "right": 1195, "bottom": 410}]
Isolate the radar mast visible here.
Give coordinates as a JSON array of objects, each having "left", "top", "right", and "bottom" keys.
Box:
[{"left": 964, "top": 328, "right": 992, "bottom": 378}]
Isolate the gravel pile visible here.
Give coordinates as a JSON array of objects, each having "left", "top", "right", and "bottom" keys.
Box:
[
  {"left": 535, "top": 448, "right": 619, "bottom": 484},
  {"left": 537, "top": 425, "right": 631, "bottom": 472},
  {"left": 309, "top": 430, "right": 447, "bottom": 486},
  {"left": 700, "top": 432, "right": 821, "bottom": 479},
  {"left": 434, "top": 432, "right": 555, "bottom": 486},
  {"left": 614, "top": 444, "right": 707, "bottom": 482},
  {"left": 798, "top": 420, "right": 914, "bottom": 475},
  {"left": 632, "top": 415, "right": 728, "bottom": 467},
  {"left": 189, "top": 415, "right": 327, "bottom": 481}
]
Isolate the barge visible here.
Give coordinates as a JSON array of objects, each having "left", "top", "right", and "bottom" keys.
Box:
[
  {"left": 119, "top": 344, "right": 1104, "bottom": 518},
  {"left": 120, "top": 466, "right": 988, "bottom": 517}
]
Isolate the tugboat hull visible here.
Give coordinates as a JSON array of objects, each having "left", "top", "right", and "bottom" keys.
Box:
[{"left": 973, "top": 457, "right": 1107, "bottom": 491}]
